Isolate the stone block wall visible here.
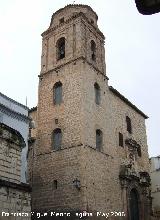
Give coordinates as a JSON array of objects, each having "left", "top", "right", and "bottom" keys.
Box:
[
  {"left": 0, "top": 184, "right": 31, "bottom": 220},
  {"left": 0, "top": 125, "right": 22, "bottom": 183},
  {"left": 0, "top": 123, "right": 31, "bottom": 219},
  {"left": 28, "top": 4, "right": 151, "bottom": 220}
]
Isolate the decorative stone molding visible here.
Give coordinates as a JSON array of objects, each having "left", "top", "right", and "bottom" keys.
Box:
[
  {"left": 0, "top": 123, "right": 25, "bottom": 149},
  {"left": 139, "top": 172, "right": 151, "bottom": 187},
  {"left": 42, "top": 12, "right": 104, "bottom": 39},
  {"left": 119, "top": 164, "right": 151, "bottom": 188}
]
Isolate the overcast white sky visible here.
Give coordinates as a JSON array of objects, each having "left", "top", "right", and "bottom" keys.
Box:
[{"left": 0, "top": 0, "right": 160, "bottom": 157}]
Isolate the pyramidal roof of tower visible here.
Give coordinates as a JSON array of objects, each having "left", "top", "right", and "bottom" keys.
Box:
[{"left": 52, "top": 4, "right": 98, "bottom": 20}]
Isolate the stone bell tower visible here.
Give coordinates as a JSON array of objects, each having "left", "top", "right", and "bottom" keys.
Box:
[
  {"left": 30, "top": 4, "right": 110, "bottom": 216},
  {"left": 29, "top": 4, "right": 151, "bottom": 220}
]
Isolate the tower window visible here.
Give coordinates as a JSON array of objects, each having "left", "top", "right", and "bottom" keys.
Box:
[
  {"left": 91, "top": 40, "right": 96, "bottom": 61},
  {"left": 53, "top": 82, "right": 62, "bottom": 105},
  {"left": 52, "top": 128, "right": 62, "bottom": 150},
  {"left": 119, "top": 132, "right": 124, "bottom": 147},
  {"left": 126, "top": 116, "right": 132, "bottom": 134},
  {"left": 96, "top": 129, "right": 103, "bottom": 151},
  {"left": 57, "top": 37, "right": 65, "bottom": 60},
  {"left": 94, "top": 83, "right": 100, "bottom": 105}
]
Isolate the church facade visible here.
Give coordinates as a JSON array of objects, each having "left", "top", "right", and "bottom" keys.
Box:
[{"left": 28, "top": 4, "right": 151, "bottom": 220}]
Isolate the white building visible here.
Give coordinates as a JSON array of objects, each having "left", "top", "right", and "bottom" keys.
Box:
[
  {"left": 150, "top": 156, "right": 160, "bottom": 217},
  {"left": 0, "top": 92, "right": 30, "bottom": 182}
]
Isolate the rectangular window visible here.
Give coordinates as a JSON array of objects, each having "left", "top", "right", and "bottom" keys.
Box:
[
  {"left": 54, "top": 132, "right": 62, "bottom": 149},
  {"left": 54, "top": 82, "right": 62, "bottom": 105},
  {"left": 53, "top": 128, "right": 62, "bottom": 150},
  {"left": 55, "top": 86, "right": 62, "bottom": 104},
  {"left": 137, "top": 145, "right": 142, "bottom": 157},
  {"left": 96, "top": 129, "right": 102, "bottom": 151},
  {"left": 94, "top": 83, "right": 100, "bottom": 105},
  {"left": 126, "top": 116, "right": 132, "bottom": 134},
  {"left": 53, "top": 180, "right": 58, "bottom": 189},
  {"left": 119, "top": 132, "right": 124, "bottom": 147}
]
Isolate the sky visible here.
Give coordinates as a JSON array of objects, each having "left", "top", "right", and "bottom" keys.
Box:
[{"left": 0, "top": 0, "right": 160, "bottom": 157}]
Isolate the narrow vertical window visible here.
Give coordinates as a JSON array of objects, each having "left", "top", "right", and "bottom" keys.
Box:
[
  {"left": 96, "top": 129, "right": 103, "bottom": 151},
  {"left": 57, "top": 37, "right": 65, "bottom": 60},
  {"left": 119, "top": 132, "right": 124, "bottom": 147},
  {"left": 94, "top": 83, "right": 100, "bottom": 105},
  {"left": 91, "top": 40, "right": 96, "bottom": 61},
  {"left": 53, "top": 180, "right": 58, "bottom": 189},
  {"left": 137, "top": 146, "right": 142, "bottom": 157},
  {"left": 53, "top": 82, "right": 62, "bottom": 105},
  {"left": 126, "top": 116, "right": 132, "bottom": 133},
  {"left": 52, "top": 128, "right": 62, "bottom": 150}
]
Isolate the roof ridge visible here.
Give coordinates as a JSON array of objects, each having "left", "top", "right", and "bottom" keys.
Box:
[
  {"left": 0, "top": 92, "right": 29, "bottom": 110},
  {"left": 109, "top": 86, "right": 148, "bottom": 119}
]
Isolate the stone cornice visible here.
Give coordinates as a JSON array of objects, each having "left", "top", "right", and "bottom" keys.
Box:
[
  {"left": 0, "top": 178, "right": 31, "bottom": 192},
  {"left": 39, "top": 56, "right": 108, "bottom": 80},
  {"left": 0, "top": 122, "right": 26, "bottom": 149},
  {"left": 42, "top": 12, "right": 104, "bottom": 40},
  {"left": 32, "top": 143, "right": 113, "bottom": 159}
]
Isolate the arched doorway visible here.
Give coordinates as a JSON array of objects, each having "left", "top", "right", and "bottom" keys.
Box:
[{"left": 129, "top": 189, "right": 140, "bottom": 220}]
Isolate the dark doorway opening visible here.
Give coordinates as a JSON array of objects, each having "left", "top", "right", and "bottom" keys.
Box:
[{"left": 129, "top": 189, "right": 140, "bottom": 220}]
